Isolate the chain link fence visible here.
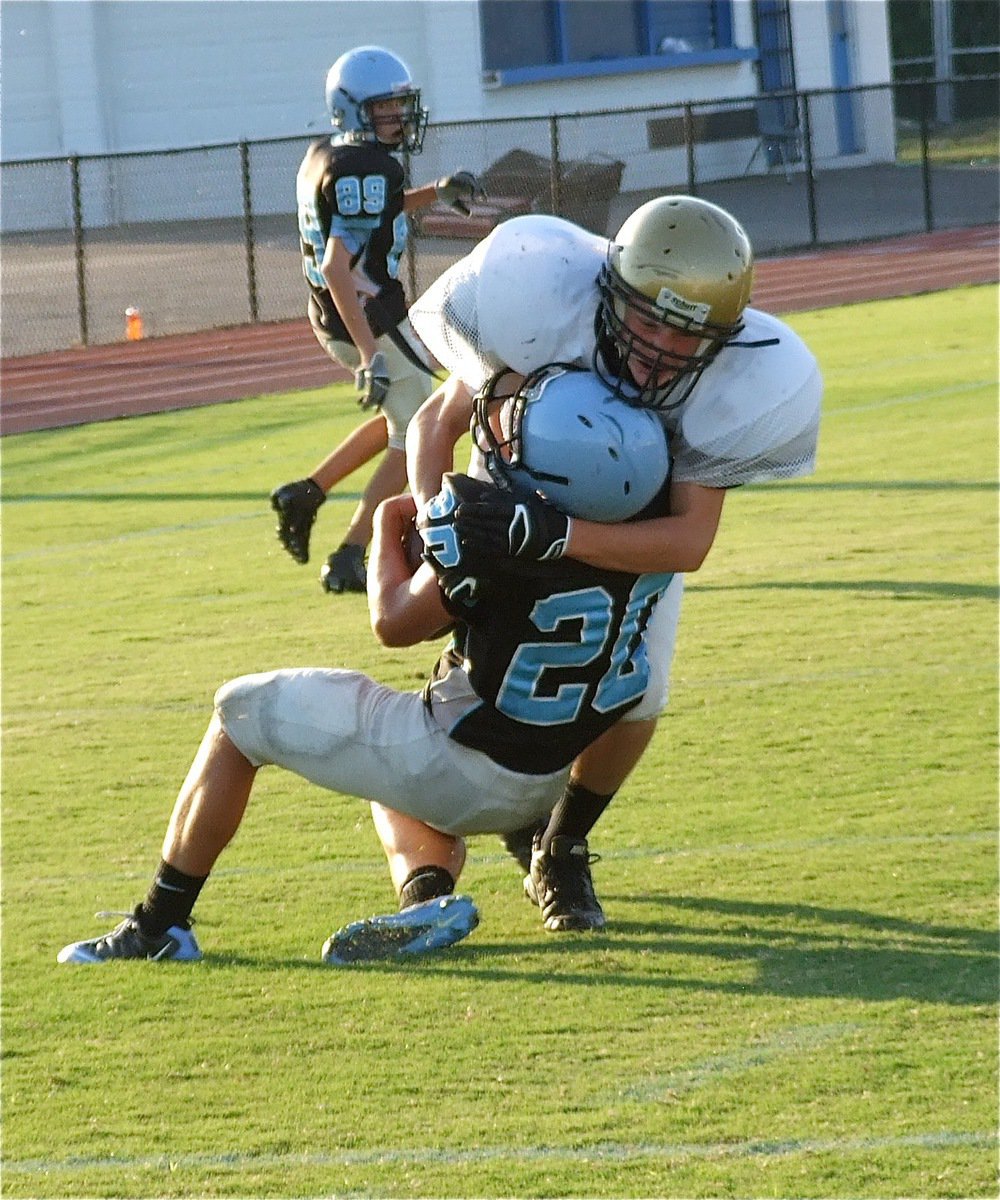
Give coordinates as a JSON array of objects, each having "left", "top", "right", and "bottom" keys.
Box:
[{"left": 2, "top": 77, "right": 996, "bottom": 358}]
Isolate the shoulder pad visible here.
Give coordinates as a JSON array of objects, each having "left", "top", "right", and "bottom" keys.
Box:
[{"left": 671, "top": 309, "right": 822, "bottom": 486}]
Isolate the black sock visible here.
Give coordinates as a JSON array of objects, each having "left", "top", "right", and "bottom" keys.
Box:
[
  {"left": 539, "top": 782, "right": 616, "bottom": 852},
  {"left": 138, "top": 860, "right": 208, "bottom": 937},
  {"left": 398, "top": 866, "right": 455, "bottom": 910}
]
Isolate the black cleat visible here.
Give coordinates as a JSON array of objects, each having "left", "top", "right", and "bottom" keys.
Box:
[
  {"left": 271, "top": 478, "right": 325, "bottom": 564},
  {"left": 58, "top": 907, "right": 203, "bottom": 963},
  {"left": 524, "top": 834, "right": 606, "bottom": 932},
  {"left": 320, "top": 543, "right": 367, "bottom": 594}
]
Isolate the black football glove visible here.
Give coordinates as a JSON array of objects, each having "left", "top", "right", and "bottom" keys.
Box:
[
  {"left": 355, "top": 350, "right": 390, "bottom": 410},
  {"left": 455, "top": 490, "right": 571, "bottom": 562},
  {"left": 434, "top": 171, "right": 485, "bottom": 217},
  {"left": 417, "top": 482, "right": 486, "bottom": 609}
]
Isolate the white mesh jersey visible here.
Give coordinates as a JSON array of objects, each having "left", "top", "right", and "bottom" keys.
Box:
[
  {"left": 409, "top": 214, "right": 822, "bottom": 488},
  {"left": 669, "top": 307, "right": 821, "bottom": 486},
  {"left": 410, "top": 214, "right": 606, "bottom": 388}
]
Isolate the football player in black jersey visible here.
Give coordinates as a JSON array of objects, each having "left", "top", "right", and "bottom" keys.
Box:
[
  {"left": 270, "top": 45, "right": 481, "bottom": 594},
  {"left": 58, "top": 366, "right": 672, "bottom": 966}
]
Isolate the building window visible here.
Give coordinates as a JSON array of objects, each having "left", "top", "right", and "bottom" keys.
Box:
[
  {"left": 480, "top": 1, "right": 557, "bottom": 71},
  {"left": 480, "top": 0, "right": 736, "bottom": 72},
  {"left": 644, "top": 1, "right": 733, "bottom": 54},
  {"left": 888, "top": 0, "right": 999, "bottom": 119},
  {"left": 562, "top": 1, "right": 643, "bottom": 60}
]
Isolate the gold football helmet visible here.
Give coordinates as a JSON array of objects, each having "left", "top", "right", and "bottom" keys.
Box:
[{"left": 596, "top": 195, "right": 754, "bottom": 408}]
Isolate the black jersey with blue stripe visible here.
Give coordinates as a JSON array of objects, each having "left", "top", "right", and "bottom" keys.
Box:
[
  {"left": 425, "top": 475, "right": 672, "bottom": 776},
  {"left": 295, "top": 137, "right": 409, "bottom": 342}
]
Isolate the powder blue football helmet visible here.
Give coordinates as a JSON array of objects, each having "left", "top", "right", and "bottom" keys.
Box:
[
  {"left": 473, "top": 364, "right": 671, "bottom": 523},
  {"left": 325, "top": 46, "right": 428, "bottom": 153}
]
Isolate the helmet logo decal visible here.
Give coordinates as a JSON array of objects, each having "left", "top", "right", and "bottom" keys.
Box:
[{"left": 655, "top": 287, "right": 711, "bottom": 325}]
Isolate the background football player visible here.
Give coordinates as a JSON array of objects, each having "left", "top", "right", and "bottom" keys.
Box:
[
  {"left": 402, "top": 194, "right": 823, "bottom": 932},
  {"left": 271, "top": 45, "right": 479, "bottom": 593},
  {"left": 58, "top": 368, "right": 672, "bottom": 966}
]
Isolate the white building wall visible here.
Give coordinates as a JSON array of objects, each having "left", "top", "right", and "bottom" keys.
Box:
[
  {"left": 417, "top": 1, "right": 486, "bottom": 122},
  {"left": 786, "top": 0, "right": 895, "bottom": 164},
  {"left": 2, "top": 0, "right": 896, "bottom": 158},
  {"left": 847, "top": 0, "right": 896, "bottom": 160},
  {"left": 851, "top": 0, "right": 893, "bottom": 86},
  {"left": 1, "top": 0, "right": 490, "bottom": 158},
  {"left": 0, "top": 0, "right": 896, "bottom": 231},
  {"left": 1, "top": 2, "right": 62, "bottom": 159},
  {"left": 788, "top": 1, "right": 836, "bottom": 90},
  {"left": 788, "top": 0, "right": 892, "bottom": 90}
]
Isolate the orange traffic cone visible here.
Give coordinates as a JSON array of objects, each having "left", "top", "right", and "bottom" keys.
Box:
[{"left": 125, "top": 306, "right": 144, "bottom": 340}]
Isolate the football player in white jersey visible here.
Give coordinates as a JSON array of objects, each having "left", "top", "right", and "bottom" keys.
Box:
[
  {"left": 57, "top": 368, "right": 674, "bottom": 966},
  {"left": 402, "top": 195, "right": 823, "bottom": 932}
]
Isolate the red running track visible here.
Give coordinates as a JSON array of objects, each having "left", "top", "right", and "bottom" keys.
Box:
[{"left": 1, "top": 225, "right": 996, "bottom": 436}]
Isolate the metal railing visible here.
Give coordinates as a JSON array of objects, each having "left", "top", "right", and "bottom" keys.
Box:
[{"left": 1, "top": 76, "right": 996, "bottom": 358}]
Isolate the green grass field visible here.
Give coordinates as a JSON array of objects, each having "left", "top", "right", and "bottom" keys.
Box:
[
  {"left": 897, "top": 118, "right": 1000, "bottom": 166},
  {"left": 2, "top": 286, "right": 997, "bottom": 1199}
]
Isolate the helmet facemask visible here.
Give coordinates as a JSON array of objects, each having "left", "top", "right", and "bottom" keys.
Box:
[
  {"left": 595, "top": 195, "right": 754, "bottom": 411},
  {"left": 355, "top": 89, "right": 428, "bottom": 153},
  {"left": 595, "top": 260, "right": 743, "bottom": 410},
  {"left": 472, "top": 367, "right": 568, "bottom": 496}
]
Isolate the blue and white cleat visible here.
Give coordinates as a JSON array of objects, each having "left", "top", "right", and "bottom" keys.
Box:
[
  {"left": 58, "top": 908, "right": 202, "bottom": 964},
  {"left": 321, "top": 894, "right": 479, "bottom": 964}
]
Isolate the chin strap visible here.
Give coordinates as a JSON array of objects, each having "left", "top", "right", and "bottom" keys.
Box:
[{"left": 725, "top": 336, "right": 781, "bottom": 348}]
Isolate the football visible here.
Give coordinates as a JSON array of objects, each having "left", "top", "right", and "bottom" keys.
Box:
[{"left": 403, "top": 520, "right": 425, "bottom": 571}]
